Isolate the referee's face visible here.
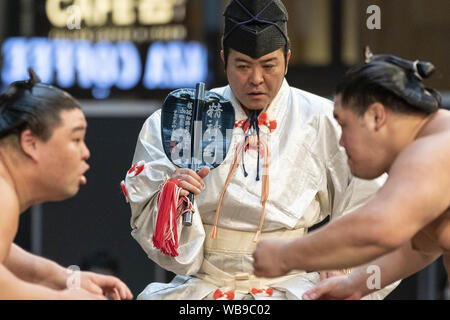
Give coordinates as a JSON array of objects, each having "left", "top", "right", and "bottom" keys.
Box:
[{"left": 223, "top": 48, "right": 290, "bottom": 112}]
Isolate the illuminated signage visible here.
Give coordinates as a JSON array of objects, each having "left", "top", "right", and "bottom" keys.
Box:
[
  {"left": 46, "top": 0, "right": 186, "bottom": 27},
  {"left": 45, "top": 0, "right": 188, "bottom": 42},
  {"left": 1, "top": 37, "right": 208, "bottom": 98},
  {"left": 0, "top": 0, "right": 209, "bottom": 99}
]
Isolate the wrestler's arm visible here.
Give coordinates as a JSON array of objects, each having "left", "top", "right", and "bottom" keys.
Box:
[
  {"left": 355, "top": 241, "right": 440, "bottom": 298},
  {"left": 288, "top": 140, "right": 448, "bottom": 270},
  {"left": 125, "top": 112, "right": 206, "bottom": 275},
  {"left": 303, "top": 241, "right": 440, "bottom": 300},
  {"left": 0, "top": 183, "right": 63, "bottom": 288},
  {"left": 6, "top": 242, "right": 133, "bottom": 299},
  {"left": 4, "top": 244, "right": 68, "bottom": 289},
  {"left": 348, "top": 241, "right": 439, "bottom": 298},
  {"left": 0, "top": 230, "right": 62, "bottom": 299},
  {"left": 0, "top": 263, "right": 62, "bottom": 299},
  {"left": 0, "top": 262, "right": 112, "bottom": 299},
  {"left": 0, "top": 196, "right": 104, "bottom": 299},
  {"left": 254, "top": 137, "right": 450, "bottom": 276}
]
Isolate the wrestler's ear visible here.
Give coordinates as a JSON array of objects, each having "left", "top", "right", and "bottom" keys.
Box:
[
  {"left": 20, "top": 129, "right": 40, "bottom": 161},
  {"left": 365, "top": 102, "right": 387, "bottom": 132}
]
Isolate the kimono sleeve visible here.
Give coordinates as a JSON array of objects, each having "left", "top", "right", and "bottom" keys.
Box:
[{"left": 123, "top": 110, "right": 205, "bottom": 275}]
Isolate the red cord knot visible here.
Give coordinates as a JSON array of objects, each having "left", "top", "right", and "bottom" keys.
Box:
[
  {"left": 251, "top": 287, "right": 274, "bottom": 297},
  {"left": 225, "top": 290, "right": 235, "bottom": 300},
  {"left": 213, "top": 289, "right": 235, "bottom": 300},
  {"left": 234, "top": 112, "right": 277, "bottom": 133},
  {"left": 213, "top": 289, "right": 223, "bottom": 300}
]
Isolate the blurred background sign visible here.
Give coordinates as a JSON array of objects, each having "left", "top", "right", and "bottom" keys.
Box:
[{"left": 1, "top": 0, "right": 208, "bottom": 99}]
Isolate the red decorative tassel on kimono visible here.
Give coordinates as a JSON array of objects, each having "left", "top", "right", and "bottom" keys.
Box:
[{"left": 152, "top": 179, "right": 192, "bottom": 257}]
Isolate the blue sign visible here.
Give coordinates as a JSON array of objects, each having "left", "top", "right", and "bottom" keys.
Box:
[{"left": 1, "top": 37, "right": 208, "bottom": 99}]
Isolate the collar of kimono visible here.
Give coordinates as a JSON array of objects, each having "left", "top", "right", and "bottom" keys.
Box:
[
  {"left": 230, "top": 78, "right": 289, "bottom": 133},
  {"left": 210, "top": 80, "right": 289, "bottom": 242}
]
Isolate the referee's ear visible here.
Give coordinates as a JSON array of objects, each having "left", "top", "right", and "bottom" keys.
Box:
[
  {"left": 285, "top": 49, "right": 291, "bottom": 75},
  {"left": 220, "top": 50, "right": 226, "bottom": 70}
]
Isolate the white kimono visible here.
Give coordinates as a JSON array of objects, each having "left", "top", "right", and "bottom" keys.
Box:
[{"left": 123, "top": 79, "right": 399, "bottom": 300}]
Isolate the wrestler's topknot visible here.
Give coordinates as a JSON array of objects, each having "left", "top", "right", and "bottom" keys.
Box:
[
  {"left": 0, "top": 69, "right": 80, "bottom": 141},
  {"left": 336, "top": 48, "right": 441, "bottom": 115}
]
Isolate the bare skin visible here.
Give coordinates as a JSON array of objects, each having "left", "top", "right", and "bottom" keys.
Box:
[
  {"left": 303, "top": 241, "right": 441, "bottom": 300},
  {"left": 0, "top": 109, "right": 133, "bottom": 300},
  {"left": 252, "top": 97, "right": 450, "bottom": 296},
  {"left": 222, "top": 48, "right": 290, "bottom": 113}
]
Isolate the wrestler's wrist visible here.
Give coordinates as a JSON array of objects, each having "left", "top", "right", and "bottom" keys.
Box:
[
  {"left": 27, "top": 256, "right": 65, "bottom": 290},
  {"left": 279, "top": 242, "right": 293, "bottom": 274},
  {"left": 346, "top": 269, "right": 367, "bottom": 298},
  {"left": 39, "top": 262, "right": 69, "bottom": 290}
]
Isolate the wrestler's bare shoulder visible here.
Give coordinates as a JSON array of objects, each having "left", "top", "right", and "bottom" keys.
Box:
[
  {"left": 385, "top": 110, "right": 450, "bottom": 232},
  {"left": 394, "top": 110, "right": 450, "bottom": 172},
  {"left": 0, "top": 179, "right": 20, "bottom": 263},
  {"left": 418, "top": 109, "right": 450, "bottom": 136}
]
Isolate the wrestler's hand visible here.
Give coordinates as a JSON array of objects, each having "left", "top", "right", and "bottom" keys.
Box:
[
  {"left": 79, "top": 271, "right": 133, "bottom": 300},
  {"left": 171, "top": 167, "right": 210, "bottom": 197},
  {"left": 302, "top": 275, "right": 362, "bottom": 300},
  {"left": 59, "top": 287, "right": 107, "bottom": 300},
  {"left": 253, "top": 239, "right": 290, "bottom": 278}
]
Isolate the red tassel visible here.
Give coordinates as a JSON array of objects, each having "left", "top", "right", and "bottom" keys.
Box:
[{"left": 152, "top": 179, "right": 182, "bottom": 257}]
